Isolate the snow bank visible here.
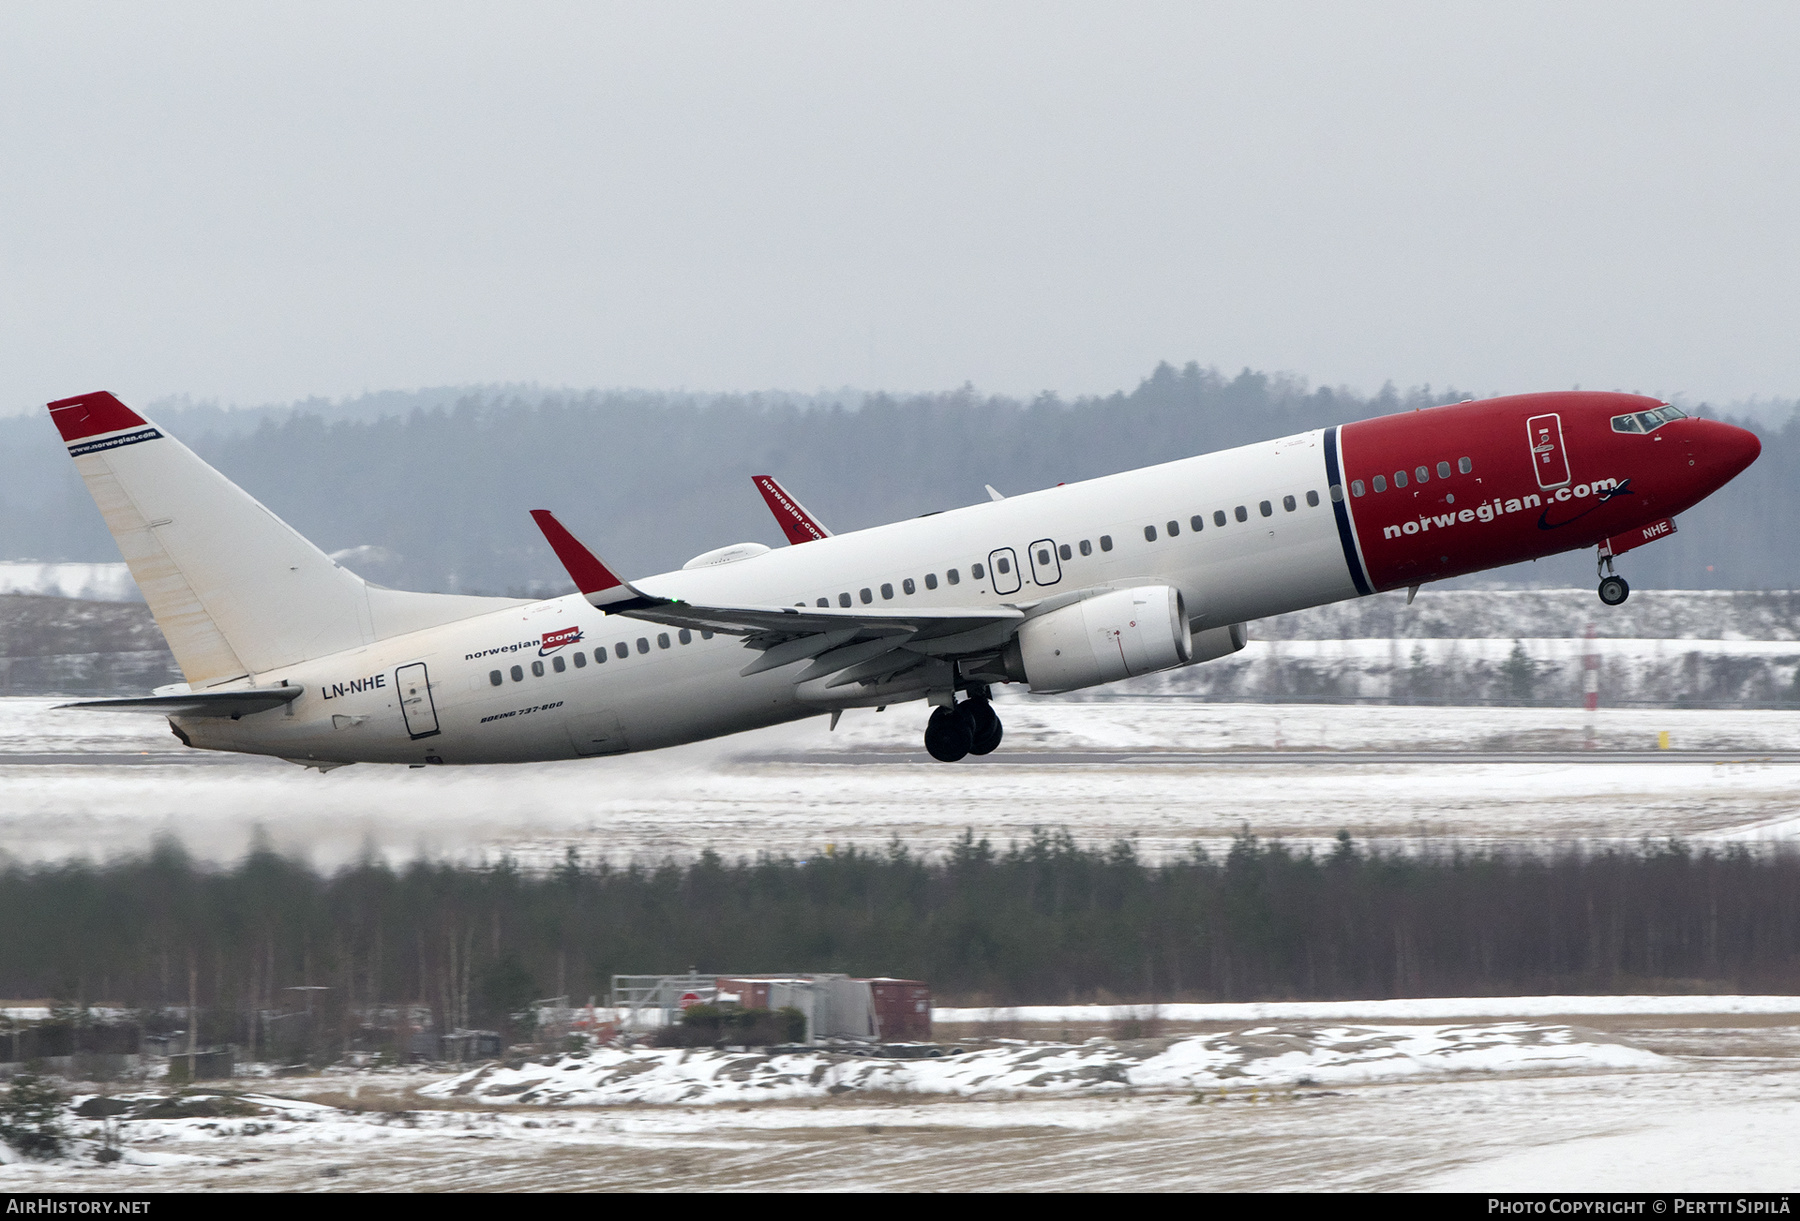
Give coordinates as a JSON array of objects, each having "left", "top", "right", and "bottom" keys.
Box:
[
  {"left": 934, "top": 995, "right": 1800, "bottom": 1024},
  {"left": 0, "top": 563, "right": 137, "bottom": 602},
  {"left": 422, "top": 1022, "right": 1668, "bottom": 1106}
]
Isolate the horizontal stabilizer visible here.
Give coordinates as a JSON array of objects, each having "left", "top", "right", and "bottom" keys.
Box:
[
  {"left": 59, "top": 686, "right": 303, "bottom": 718},
  {"left": 752, "top": 476, "right": 833, "bottom": 543},
  {"left": 528, "top": 510, "right": 660, "bottom": 613}
]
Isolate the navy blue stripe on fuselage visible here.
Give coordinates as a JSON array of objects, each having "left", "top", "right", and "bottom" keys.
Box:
[
  {"left": 1323, "top": 426, "right": 1373, "bottom": 596},
  {"left": 67, "top": 427, "right": 162, "bottom": 457}
]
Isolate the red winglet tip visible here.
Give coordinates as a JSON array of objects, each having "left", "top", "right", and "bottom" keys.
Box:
[
  {"left": 47, "top": 392, "right": 147, "bottom": 443},
  {"left": 753, "top": 475, "right": 831, "bottom": 544},
  {"left": 529, "top": 510, "right": 622, "bottom": 595}
]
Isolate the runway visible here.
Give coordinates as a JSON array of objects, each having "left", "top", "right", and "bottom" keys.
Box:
[
  {"left": 765, "top": 748, "right": 1800, "bottom": 766},
  {"left": 3, "top": 696, "right": 1798, "bottom": 868}
]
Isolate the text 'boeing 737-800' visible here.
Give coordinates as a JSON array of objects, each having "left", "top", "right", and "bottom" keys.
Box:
[{"left": 44, "top": 389, "right": 1759, "bottom": 767}]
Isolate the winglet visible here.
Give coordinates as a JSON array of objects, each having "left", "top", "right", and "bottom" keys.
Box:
[
  {"left": 529, "top": 510, "right": 660, "bottom": 613},
  {"left": 752, "top": 476, "right": 833, "bottom": 544}
]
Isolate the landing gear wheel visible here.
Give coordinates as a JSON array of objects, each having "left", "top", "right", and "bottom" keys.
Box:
[
  {"left": 924, "top": 705, "right": 972, "bottom": 762},
  {"left": 962, "top": 699, "right": 1004, "bottom": 756},
  {"left": 1598, "top": 575, "right": 1630, "bottom": 606}
]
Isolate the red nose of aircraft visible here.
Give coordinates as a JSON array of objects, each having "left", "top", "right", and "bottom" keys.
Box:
[{"left": 1695, "top": 419, "right": 1762, "bottom": 488}]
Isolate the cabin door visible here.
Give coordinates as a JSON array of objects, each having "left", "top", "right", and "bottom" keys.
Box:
[
  {"left": 1526, "top": 414, "right": 1571, "bottom": 489},
  {"left": 396, "top": 662, "right": 441, "bottom": 739}
]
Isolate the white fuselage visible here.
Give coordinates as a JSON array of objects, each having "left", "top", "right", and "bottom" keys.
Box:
[{"left": 181, "top": 429, "right": 1356, "bottom": 765}]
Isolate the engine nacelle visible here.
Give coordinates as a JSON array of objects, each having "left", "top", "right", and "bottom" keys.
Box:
[{"left": 1008, "top": 585, "right": 1198, "bottom": 694}]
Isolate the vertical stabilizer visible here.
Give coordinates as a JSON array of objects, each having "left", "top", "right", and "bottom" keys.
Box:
[{"left": 48, "top": 392, "right": 519, "bottom": 687}]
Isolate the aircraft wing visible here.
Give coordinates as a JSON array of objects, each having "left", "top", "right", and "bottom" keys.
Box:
[
  {"left": 59, "top": 687, "right": 303, "bottom": 718},
  {"left": 529, "top": 510, "right": 1023, "bottom": 688},
  {"left": 752, "top": 475, "right": 833, "bottom": 543}
]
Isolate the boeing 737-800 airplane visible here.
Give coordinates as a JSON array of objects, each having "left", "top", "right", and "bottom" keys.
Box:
[{"left": 47, "top": 389, "right": 1758, "bottom": 767}]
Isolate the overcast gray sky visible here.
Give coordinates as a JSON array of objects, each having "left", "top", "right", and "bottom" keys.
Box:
[{"left": 3, "top": 1, "right": 1797, "bottom": 413}]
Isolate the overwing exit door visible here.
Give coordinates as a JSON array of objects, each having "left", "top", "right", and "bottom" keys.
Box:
[
  {"left": 1028, "top": 538, "right": 1062, "bottom": 586},
  {"left": 1526, "top": 414, "right": 1571, "bottom": 489},
  {"left": 396, "top": 662, "right": 440, "bottom": 739},
  {"left": 988, "top": 547, "right": 1022, "bottom": 595}
]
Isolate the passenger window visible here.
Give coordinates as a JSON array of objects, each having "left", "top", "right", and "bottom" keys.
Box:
[
  {"left": 1235, "top": 505, "right": 1248, "bottom": 522},
  {"left": 1283, "top": 495, "right": 1296, "bottom": 512},
  {"left": 636, "top": 638, "right": 650, "bottom": 654},
  {"left": 1351, "top": 480, "right": 1365, "bottom": 496},
  {"left": 1099, "top": 536, "right": 1113, "bottom": 552},
  {"left": 859, "top": 588, "right": 872, "bottom": 603},
  {"left": 1036, "top": 548, "right": 1051, "bottom": 565},
  {"left": 1415, "top": 466, "right": 1429, "bottom": 483},
  {"left": 1458, "top": 456, "right": 1472, "bottom": 474},
  {"left": 1058, "top": 543, "right": 1072, "bottom": 561},
  {"left": 903, "top": 577, "right": 916, "bottom": 594},
  {"left": 1259, "top": 500, "right": 1272, "bottom": 517},
  {"left": 1213, "top": 510, "right": 1226, "bottom": 527},
  {"left": 1307, "top": 490, "right": 1321, "bottom": 507},
  {"left": 1166, "top": 521, "right": 1179, "bottom": 537},
  {"left": 838, "top": 593, "right": 851, "bottom": 607},
  {"left": 1373, "top": 475, "right": 1387, "bottom": 492},
  {"left": 511, "top": 665, "right": 524, "bottom": 682},
  {"left": 531, "top": 660, "right": 545, "bottom": 677},
  {"left": 881, "top": 583, "right": 894, "bottom": 600},
  {"left": 948, "top": 569, "right": 961, "bottom": 584},
  {"left": 1079, "top": 540, "right": 1092, "bottom": 556},
  {"left": 971, "top": 563, "right": 984, "bottom": 580},
  {"left": 1190, "top": 515, "right": 1204, "bottom": 532},
  {"left": 595, "top": 648, "right": 607, "bottom": 664},
  {"left": 489, "top": 670, "right": 503, "bottom": 686},
  {"left": 926, "top": 573, "right": 939, "bottom": 589},
  {"left": 657, "top": 633, "right": 670, "bottom": 649},
  {"left": 573, "top": 652, "right": 586, "bottom": 669},
  {"left": 1394, "top": 470, "right": 1408, "bottom": 488},
  {"left": 817, "top": 598, "right": 829, "bottom": 607},
  {"left": 701, "top": 630, "right": 713, "bottom": 640},
  {"left": 1437, "top": 461, "right": 1451, "bottom": 479},
  {"left": 679, "top": 629, "right": 692, "bottom": 644},
  {"left": 1144, "top": 525, "right": 1158, "bottom": 542},
  {"left": 614, "top": 642, "right": 628, "bottom": 659},
  {"left": 552, "top": 655, "right": 566, "bottom": 673}
]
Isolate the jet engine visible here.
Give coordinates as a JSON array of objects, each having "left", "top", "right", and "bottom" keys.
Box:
[{"left": 1001, "top": 585, "right": 1238, "bottom": 694}]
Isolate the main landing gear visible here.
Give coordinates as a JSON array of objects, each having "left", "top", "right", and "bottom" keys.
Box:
[
  {"left": 1597, "top": 547, "right": 1630, "bottom": 606},
  {"left": 924, "top": 688, "right": 1004, "bottom": 762}
]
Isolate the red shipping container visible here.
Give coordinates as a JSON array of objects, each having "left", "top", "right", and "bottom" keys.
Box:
[{"left": 866, "top": 978, "right": 931, "bottom": 1041}]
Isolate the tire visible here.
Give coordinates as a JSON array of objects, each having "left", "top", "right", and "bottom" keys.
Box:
[
  {"left": 924, "top": 705, "right": 972, "bottom": 762},
  {"left": 962, "top": 700, "right": 1004, "bottom": 756},
  {"left": 1598, "top": 575, "right": 1630, "bottom": 606}
]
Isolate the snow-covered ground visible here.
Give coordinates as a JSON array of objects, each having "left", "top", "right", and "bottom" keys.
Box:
[
  {"left": 0, "top": 562, "right": 136, "bottom": 602},
  {"left": 1, "top": 1011, "right": 1795, "bottom": 1191},
  {"left": 421, "top": 1023, "right": 1667, "bottom": 1106},
  {"left": 4, "top": 697, "right": 1800, "bottom": 866},
  {"left": 934, "top": 996, "right": 1800, "bottom": 1024}
]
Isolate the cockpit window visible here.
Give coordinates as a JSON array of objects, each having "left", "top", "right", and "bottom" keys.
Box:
[{"left": 1612, "top": 405, "right": 1687, "bottom": 434}]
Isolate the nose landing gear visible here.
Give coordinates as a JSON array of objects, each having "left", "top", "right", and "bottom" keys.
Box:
[
  {"left": 923, "top": 688, "right": 1004, "bottom": 762},
  {"left": 1597, "top": 546, "right": 1630, "bottom": 606}
]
